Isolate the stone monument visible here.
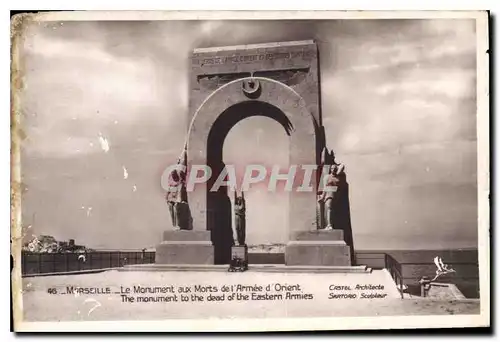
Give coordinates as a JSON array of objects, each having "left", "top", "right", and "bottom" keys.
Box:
[{"left": 155, "top": 40, "right": 354, "bottom": 266}]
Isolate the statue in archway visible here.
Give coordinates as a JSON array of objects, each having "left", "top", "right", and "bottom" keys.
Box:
[{"left": 234, "top": 191, "right": 246, "bottom": 246}]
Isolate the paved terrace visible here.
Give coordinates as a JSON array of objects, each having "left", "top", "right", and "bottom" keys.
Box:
[{"left": 19, "top": 269, "right": 480, "bottom": 322}]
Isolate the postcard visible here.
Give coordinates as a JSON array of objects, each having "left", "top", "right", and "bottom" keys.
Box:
[{"left": 11, "top": 10, "right": 490, "bottom": 332}]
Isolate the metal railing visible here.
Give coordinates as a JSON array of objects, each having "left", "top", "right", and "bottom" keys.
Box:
[
  {"left": 384, "top": 253, "right": 404, "bottom": 299},
  {"left": 21, "top": 251, "right": 155, "bottom": 276}
]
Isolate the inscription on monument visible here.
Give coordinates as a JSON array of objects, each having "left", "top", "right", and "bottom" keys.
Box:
[{"left": 193, "top": 50, "right": 316, "bottom": 66}]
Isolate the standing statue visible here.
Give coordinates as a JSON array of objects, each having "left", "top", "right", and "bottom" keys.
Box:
[
  {"left": 321, "top": 148, "right": 345, "bottom": 176},
  {"left": 330, "top": 150, "right": 346, "bottom": 177},
  {"left": 317, "top": 150, "right": 346, "bottom": 230},
  {"left": 166, "top": 147, "right": 188, "bottom": 230},
  {"left": 318, "top": 165, "right": 340, "bottom": 230},
  {"left": 166, "top": 169, "right": 182, "bottom": 230},
  {"left": 234, "top": 191, "right": 246, "bottom": 246}
]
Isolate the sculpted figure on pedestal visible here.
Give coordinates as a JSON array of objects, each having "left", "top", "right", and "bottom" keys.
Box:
[
  {"left": 317, "top": 149, "right": 346, "bottom": 230},
  {"left": 165, "top": 146, "right": 189, "bottom": 230},
  {"left": 234, "top": 191, "right": 246, "bottom": 246}
]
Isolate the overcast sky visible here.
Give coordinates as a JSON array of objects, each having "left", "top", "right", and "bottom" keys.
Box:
[{"left": 18, "top": 19, "right": 477, "bottom": 250}]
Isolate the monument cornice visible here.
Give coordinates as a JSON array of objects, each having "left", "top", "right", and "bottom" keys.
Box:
[{"left": 193, "top": 40, "right": 316, "bottom": 54}]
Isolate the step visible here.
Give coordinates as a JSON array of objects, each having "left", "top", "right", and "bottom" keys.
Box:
[
  {"left": 119, "top": 263, "right": 371, "bottom": 273},
  {"left": 250, "top": 264, "right": 370, "bottom": 273}
]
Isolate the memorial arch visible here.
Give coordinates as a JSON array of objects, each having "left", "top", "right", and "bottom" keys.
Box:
[
  {"left": 156, "top": 40, "right": 354, "bottom": 266},
  {"left": 188, "top": 78, "right": 318, "bottom": 263}
]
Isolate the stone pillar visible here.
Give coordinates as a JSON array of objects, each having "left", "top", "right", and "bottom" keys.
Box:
[{"left": 284, "top": 163, "right": 352, "bottom": 266}]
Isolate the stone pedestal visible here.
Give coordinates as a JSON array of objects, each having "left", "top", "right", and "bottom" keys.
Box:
[
  {"left": 231, "top": 245, "right": 248, "bottom": 261},
  {"left": 285, "top": 230, "right": 352, "bottom": 266},
  {"left": 155, "top": 230, "right": 214, "bottom": 265},
  {"left": 229, "top": 245, "right": 248, "bottom": 271}
]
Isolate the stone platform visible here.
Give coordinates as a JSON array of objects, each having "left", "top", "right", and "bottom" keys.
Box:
[{"left": 156, "top": 229, "right": 352, "bottom": 267}]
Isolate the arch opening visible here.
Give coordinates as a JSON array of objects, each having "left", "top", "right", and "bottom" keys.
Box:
[{"left": 207, "top": 101, "right": 292, "bottom": 264}]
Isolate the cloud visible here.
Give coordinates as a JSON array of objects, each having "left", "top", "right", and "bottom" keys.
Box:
[
  {"left": 319, "top": 19, "right": 476, "bottom": 156},
  {"left": 20, "top": 24, "right": 189, "bottom": 159},
  {"left": 374, "top": 69, "right": 476, "bottom": 99},
  {"left": 18, "top": 19, "right": 478, "bottom": 250}
]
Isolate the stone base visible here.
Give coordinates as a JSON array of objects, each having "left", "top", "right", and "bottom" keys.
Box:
[
  {"left": 231, "top": 245, "right": 248, "bottom": 261},
  {"left": 285, "top": 241, "right": 351, "bottom": 266},
  {"left": 156, "top": 230, "right": 214, "bottom": 265},
  {"left": 229, "top": 245, "right": 248, "bottom": 271}
]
